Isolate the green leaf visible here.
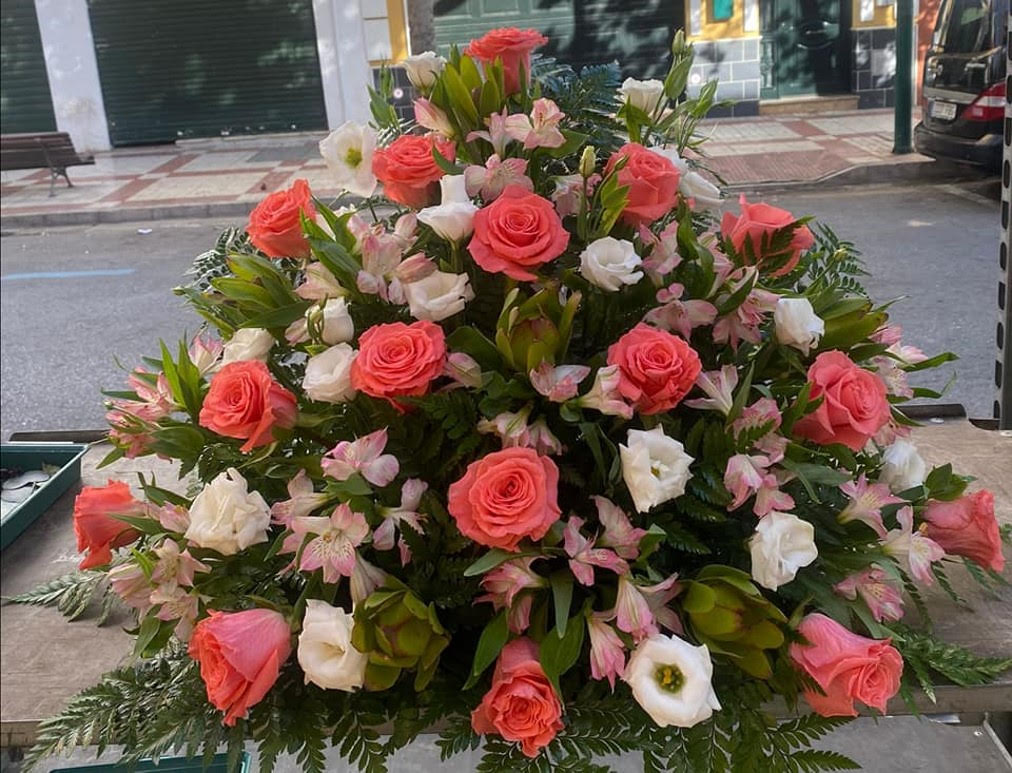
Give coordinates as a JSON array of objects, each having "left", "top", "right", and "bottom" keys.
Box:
[
  {"left": 464, "top": 548, "right": 524, "bottom": 577},
  {"left": 242, "top": 301, "right": 310, "bottom": 330},
  {"left": 550, "top": 570, "right": 574, "bottom": 637},
  {"left": 446, "top": 326, "right": 502, "bottom": 371},
  {"left": 464, "top": 611, "right": 509, "bottom": 688},
  {"left": 539, "top": 615, "right": 585, "bottom": 694}
]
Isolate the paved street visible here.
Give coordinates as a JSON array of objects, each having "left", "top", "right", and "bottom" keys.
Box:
[{"left": 0, "top": 181, "right": 1001, "bottom": 438}]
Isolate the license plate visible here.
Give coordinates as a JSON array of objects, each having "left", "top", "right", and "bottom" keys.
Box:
[{"left": 930, "top": 100, "right": 957, "bottom": 121}]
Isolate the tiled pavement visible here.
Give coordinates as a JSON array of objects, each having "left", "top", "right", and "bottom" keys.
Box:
[{"left": 0, "top": 109, "right": 931, "bottom": 225}]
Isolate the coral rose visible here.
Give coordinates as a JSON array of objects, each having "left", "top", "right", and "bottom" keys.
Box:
[
  {"left": 793, "top": 351, "right": 890, "bottom": 452},
  {"left": 350, "top": 320, "right": 446, "bottom": 406},
  {"left": 372, "top": 134, "right": 455, "bottom": 208},
  {"left": 466, "top": 27, "right": 548, "bottom": 94},
  {"left": 246, "top": 178, "right": 315, "bottom": 259},
  {"left": 604, "top": 143, "right": 680, "bottom": 227},
  {"left": 188, "top": 608, "right": 292, "bottom": 726},
  {"left": 789, "top": 613, "right": 902, "bottom": 717},
  {"left": 607, "top": 323, "right": 702, "bottom": 415},
  {"left": 73, "top": 480, "right": 143, "bottom": 569},
  {"left": 468, "top": 185, "right": 569, "bottom": 281},
  {"left": 924, "top": 490, "right": 1004, "bottom": 572},
  {"left": 448, "top": 447, "right": 561, "bottom": 551},
  {"left": 199, "top": 360, "right": 297, "bottom": 453},
  {"left": 721, "top": 194, "right": 815, "bottom": 276},
  {"left": 471, "top": 638, "right": 563, "bottom": 757}
]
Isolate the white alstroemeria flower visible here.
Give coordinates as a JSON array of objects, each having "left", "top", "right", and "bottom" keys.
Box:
[
  {"left": 620, "top": 426, "right": 694, "bottom": 513},
  {"left": 319, "top": 122, "right": 377, "bottom": 198},
  {"left": 417, "top": 175, "right": 479, "bottom": 242},
  {"left": 749, "top": 511, "right": 818, "bottom": 591},
  {"left": 624, "top": 634, "right": 721, "bottom": 728}
]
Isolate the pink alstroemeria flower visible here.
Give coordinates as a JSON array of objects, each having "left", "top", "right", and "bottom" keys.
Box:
[
  {"left": 322, "top": 428, "right": 399, "bottom": 487},
  {"left": 504, "top": 98, "right": 566, "bottom": 149},
  {"left": 271, "top": 469, "right": 331, "bottom": 526},
  {"left": 467, "top": 110, "right": 513, "bottom": 156},
  {"left": 147, "top": 502, "right": 190, "bottom": 533},
  {"left": 873, "top": 356, "right": 914, "bottom": 399},
  {"left": 732, "top": 397, "right": 787, "bottom": 462},
  {"left": 477, "top": 557, "right": 547, "bottom": 633},
  {"left": 587, "top": 613, "right": 626, "bottom": 690},
  {"left": 413, "top": 98, "right": 455, "bottom": 138},
  {"left": 444, "top": 351, "right": 483, "bottom": 388},
  {"left": 287, "top": 503, "right": 370, "bottom": 584},
  {"left": 150, "top": 585, "right": 200, "bottom": 640},
  {"left": 684, "top": 365, "right": 739, "bottom": 415},
  {"left": 611, "top": 574, "right": 681, "bottom": 642},
  {"left": 725, "top": 454, "right": 767, "bottom": 511},
  {"left": 552, "top": 173, "right": 599, "bottom": 218},
  {"left": 109, "top": 563, "right": 153, "bottom": 613},
  {"left": 838, "top": 474, "right": 904, "bottom": 538},
  {"left": 881, "top": 506, "right": 945, "bottom": 585},
  {"left": 527, "top": 418, "right": 564, "bottom": 456},
  {"left": 464, "top": 154, "right": 533, "bottom": 201},
  {"left": 189, "top": 334, "right": 223, "bottom": 375},
  {"left": 529, "top": 362, "right": 591, "bottom": 402},
  {"left": 713, "top": 272, "right": 778, "bottom": 351},
  {"left": 295, "top": 261, "right": 344, "bottom": 302},
  {"left": 637, "top": 222, "right": 682, "bottom": 278},
  {"left": 644, "top": 283, "right": 717, "bottom": 340},
  {"left": 351, "top": 555, "right": 388, "bottom": 605},
  {"left": 373, "top": 478, "right": 427, "bottom": 551},
  {"left": 353, "top": 213, "right": 416, "bottom": 302},
  {"left": 593, "top": 496, "right": 647, "bottom": 560},
  {"left": 577, "top": 365, "right": 634, "bottom": 419},
  {"left": 563, "top": 517, "right": 628, "bottom": 586},
  {"left": 151, "top": 539, "right": 209, "bottom": 588},
  {"left": 834, "top": 567, "right": 905, "bottom": 622}
]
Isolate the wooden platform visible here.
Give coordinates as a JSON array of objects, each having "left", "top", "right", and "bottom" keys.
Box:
[{"left": 1, "top": 422, "right": 1009, "bottom": 748}]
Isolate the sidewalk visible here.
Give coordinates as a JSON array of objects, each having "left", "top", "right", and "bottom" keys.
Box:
[{"left": 0, "top": 108, "right": 955, "bottom": 228}]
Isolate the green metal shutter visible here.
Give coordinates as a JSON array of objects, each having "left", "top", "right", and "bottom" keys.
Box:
[
  {"left": 434, "top": 0, "right": 680, "bottom": 78},
  {"left": 87, "top": 0, "right": 327, "bottom": 146},
  {"left": 0, "top": 0, "right": 58, "bottom": 134}
]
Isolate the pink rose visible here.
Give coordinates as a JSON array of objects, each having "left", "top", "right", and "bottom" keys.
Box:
[
  {"left": 188, "top": 608, "right": 292, "bottom": 726},
  {"left": 923, "top": 490, "right": 1004, "bottom": 572},
  {"left": 466, "top": 28, "right": 548, "bottom": 94},
  {"left": 606, "top": 323, "right": 702, "bottom": 415},
  {"left": 73, "top": 481, "right": 143, "bottom": 569},
  {"left": 471, "top": 638, "right": 563, "bottom": 757},
  {"left": 789, "top": 613, "right": 903, "bottom": 717},
  {"left": 246, "top": 178, "right": 315, "bottom": 259},
  {"left": 448, "top": 447, "right": 561, "bottom": 551},
  {"left": 350, "top": 321, "right": 446, "bottom": 407},
  {"left": 793, "top": 351, "right": 890, "bottom": 452},
  {"left": 199, "top": 361, "right": 298, "bottom": 453},
  {"left": 604, "top": 143, "right": 680, "bottom": 227},
  {"left": 720, "top": 195, "right": 815, "bottom": 276},
  {"left": 468, "top": 185, "right": 569, "bottom": 281}
]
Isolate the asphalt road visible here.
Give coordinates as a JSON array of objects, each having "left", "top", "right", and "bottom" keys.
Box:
[{"left": 0, "top": 181, "right": 1001, "bottom": 438}]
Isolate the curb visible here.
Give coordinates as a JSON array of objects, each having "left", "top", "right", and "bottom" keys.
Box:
[{"left": 0, "top": 160, "right": 993, "bottom": 230}]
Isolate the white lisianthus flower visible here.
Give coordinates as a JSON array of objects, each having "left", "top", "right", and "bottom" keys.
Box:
[
  {"left": 619, "top": 77, "right": 665, "bottom": 115},
  {"left": 221, "top": 327, "right": 274, "bottom": 364},
  {"left": 620, "top": 427, "right": 694, "bottom": 513},
  {"left": 749, "top": 511, "right": 818, "bottom": 591},
  {"left": 404, "top": 270, "right": 474, "bottom": 322},
  {"left": 319, "top": 122, "right": 377, "bottom": 198},
  {"left": 648, "top": 146, "right": 722, "bottom": 210},
  {"left": 624, "top": 634, "right": 721, "bottom": 728},
  {"left": 417, "top": 175, "right": 479, "bottom": 242},
  {"left": 402, "top": 51, "right": 445, "bottom": 89},
  {"left": 774, "top": 298, "right": 825, "bottom": 356},
  {"left": 184, "top": 468, "right": 270, "bottom": 555},
  {"left": 879, "top": 440, "right": 927, "bottom": 493},
  {"left": 579, "top": 237, "right": 644, "bottom": 292},
  {"left": 303, "top": 344, "right": 357, "bottom": 404},
  {"left": 312, "top": 297, "right": 355, "bottom": 345},
  {"left": 298, "top": 600, "right": 368, "bottom": 691}
]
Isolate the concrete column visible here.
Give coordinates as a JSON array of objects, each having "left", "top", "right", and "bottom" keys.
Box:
[
  {"left": 33, "top": 0, "right": 111, "bottom": 152},
  {"left": 312, "top": 0, "right": 373, "bottom": 128}
]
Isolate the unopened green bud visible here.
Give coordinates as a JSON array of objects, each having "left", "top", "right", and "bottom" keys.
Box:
[{"left": 579, "top": 146, "right": 597, "bottom": 178}]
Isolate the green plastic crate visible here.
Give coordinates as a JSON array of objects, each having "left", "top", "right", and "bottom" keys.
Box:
[
  {"left": 0, "top": 442, "right": 88, "bottom": 550},
  {"left": 51, "top": 751, "right": 251, "bottom": 772}
]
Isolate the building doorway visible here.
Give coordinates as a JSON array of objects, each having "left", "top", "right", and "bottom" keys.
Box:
[{"left": 760, "top": 0, "right": 852, "bottom": 98}]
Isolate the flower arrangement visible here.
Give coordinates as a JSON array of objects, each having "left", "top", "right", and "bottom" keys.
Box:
[{"left": 19, "top": 28, "right": 1010, "bottom": 773}]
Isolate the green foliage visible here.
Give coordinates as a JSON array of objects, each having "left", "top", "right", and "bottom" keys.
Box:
[{"left": 6, "top": 569, "right": 122, "bottom": 623}]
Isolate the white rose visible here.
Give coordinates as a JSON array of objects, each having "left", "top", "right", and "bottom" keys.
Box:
[
  {"left": 774, "top": 298, "right": 824, "bottom": 356},
  {"left": 402, "top": 51, "right": 445, "bottom": 89},
  {"left": 879, "top": 440, "right": 927, "bottom": 492},
  {"left": 620, "top": 426, "right": 694, "bottom": 513},
  {"left": 303, "top": 344, "right": 357, "bottom": 403},
  {"left": 319, "top": 121, "right": 377, "bottom": 198},
  {"left": 579, "top": 237, "right": 644, "bottom": 292},
  {"left": 624, "top": 634, "right": 721, "bottom": 728},
  {"left": 184, "top": 468, "right": 270, "bottom": 556},
  {"left": 404, "top": 270, "right": 474, "bottom": 322},
  {"left": 221, "top": 327, "right": 274, "bottom": 364},
  {"left": 749, "top": 511, "right": 818, "bottom": 591},
  {"left": 619, "top": 77, "right": 665, "bottom": 115},
  {"left": 312, "top": 297, "right": 355, "bottom": 345},
  {"left": 417, "top": 175, "right": 478, "bottom": 242},
  {"left": 648, "top": 146, "right": 722, "bottom": 210},
  {"left": 298, "top": 600, "right": 368, "bottom": 691}
]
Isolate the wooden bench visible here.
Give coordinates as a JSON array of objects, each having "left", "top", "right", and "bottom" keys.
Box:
[{"left": 0, "top": 132, "right": 95, "bottom": 196}]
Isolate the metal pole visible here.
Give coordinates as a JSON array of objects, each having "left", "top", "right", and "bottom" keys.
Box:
[
  {"left": 892, "top": 0, "right": 914, "bottom": 154},
  {"left": 998, "top": 36, "right": 1011, "bottom": 429}
]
